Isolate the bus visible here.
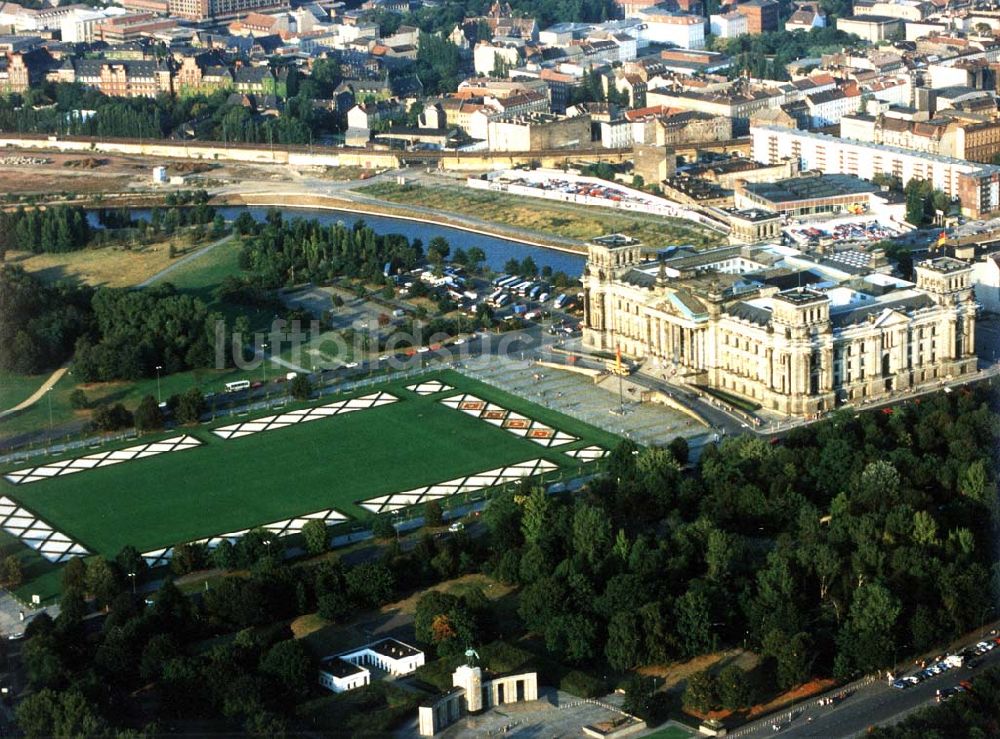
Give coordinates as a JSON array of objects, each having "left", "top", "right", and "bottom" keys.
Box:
[{"left": 225, "top": 380, "right": 251, "bottom": 393}]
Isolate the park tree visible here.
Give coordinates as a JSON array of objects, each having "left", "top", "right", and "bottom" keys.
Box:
[
  {"left": 91, "top": 402, "right": 133, "bottom": 432},
  {"left": 572, "top": 504, "right": 612, "bottom": 571},
  {"left": 683, "top": 669, "right": 720, "bottom": 713},
  {"left": 346, "top": 562, "right": 395, "bottom": 608},
  {"left": 61, "top": 557, "right": 86, "bottom": 592},
  {"left": 427, "top": 236, "right": 450, "bottom": 265},
  {"left": 289, "top": 374, "right": 312, "bottom": 400},
  {"left": 115, "top": 545, "right": 147, "bottom": 584},
  {"left": 15, "top": 688, "right": 107, "bottom": 739},
  {"left": 717, "top": 664, "right": 753, "bottom": 710},
  {"left": 260, "top": 639, "right": 314, "bottom": 704},
  {"left": 171, "top": 542, "right": 206, "bottom": 576},
  {"left": 301, "top": 519, "right": 329, "bottom": 556},
  {"left": 85, "top": 557, "right": 121, "bottom": 607},
  {"left": 371, "top": 514, "right": 396, "bottom": 540},
  {"left": 424, "top": 500, "right": 443, "bottom": 527},
  {"left": 1, "top": 555, "right": 23, "bottom": 589},
  {"left": 134, "top": 394, "right": 163, "bottom": 432},
  {"left": 836, "top": 582, "right": 901, "bottom": 677},
  {"left": 675, "top": 584, "right": 716, "bottom": 658},
  {"left": 174, "top": 388, "right": 206, "bottom": 425},
  {"left": 68, "top": 389, "right": 89, "bottom": 409},
  {"left": 605, "top": 610, "right": 643, "bottom": 670},
  {"left": 521, "top": 486, "right": 551, "bottom": 547}
]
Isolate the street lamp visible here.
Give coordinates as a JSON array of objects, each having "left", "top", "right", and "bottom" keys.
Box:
[
  {"left": 261, "top": 341, "right": 269, "bottom": 401},
  {"left": 155, "top": 365, "right": 163, "bottom": 404},
  {"left": 127, "top": 571, "right": 136, "bottom": 595},
  {"left": 46, "top": 387, "right": 53, "bottom": 452}
]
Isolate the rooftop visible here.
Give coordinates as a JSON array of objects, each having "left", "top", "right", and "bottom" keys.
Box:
[
  {"left": 774, "top": 287, "right": 827, "bottom": 305},
  {"left": 368, "top": 638, "right": 422, "bottom": 660},
  {"left": 751, "top": 125, "right": 1000, "bottom": 175},
  {"left": 919, "top": 256, "right": 969, "bottom": 273},
  {"left": 320, "top": 657, "right": 368, "bottom": 679},
  {"left": 742, "top": 173, "right": 879, "bottom": 204}
]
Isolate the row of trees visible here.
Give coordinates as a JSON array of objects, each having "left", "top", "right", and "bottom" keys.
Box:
[
  {"left": 229, "top": 210, "right": 424, "bottom": 292},
  {"left": 0, "top": 205, "right": 92, "bottom": 256}
]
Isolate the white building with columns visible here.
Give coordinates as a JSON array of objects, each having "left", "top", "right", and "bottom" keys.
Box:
[{"left": 582, "top": 235, "right": 979, "bottom": 416}]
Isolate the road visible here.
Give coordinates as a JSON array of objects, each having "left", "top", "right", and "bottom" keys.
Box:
[{"left": 735, "top": 631, "right": 1000, "bottom": 738}]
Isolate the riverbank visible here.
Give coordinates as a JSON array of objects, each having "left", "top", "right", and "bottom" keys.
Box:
[{"left": 225, "top": 191, "right": 590, "bottom": 256}]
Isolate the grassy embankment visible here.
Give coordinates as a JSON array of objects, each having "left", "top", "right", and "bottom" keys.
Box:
[{"left": 356, "top": 182, "right": 725, "bottom": 249}]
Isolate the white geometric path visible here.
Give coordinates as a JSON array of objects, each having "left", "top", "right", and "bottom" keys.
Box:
[
  {"left": 359, "top": 458, "right": 558, "bottom": 514},
  {"left": 140, "top": 507, "right": 348, "bottom": 568},
  {"left": 405, "top": 380, "right": 454, "bottom": 396},
  {"left": 213, "top": 392, "right": 398, "bottom": 439},
  {"left": 440, "top": 394, "right": 577, "bottom": 447},
  {"left": 3, "top": 435, "right": 202, "bottom": 485},
  {"left": 564, "top": 446, "right": 609, "bottom": 461},
  {"left": 0, "top": 496, "right": 88, "bottom": 563}
]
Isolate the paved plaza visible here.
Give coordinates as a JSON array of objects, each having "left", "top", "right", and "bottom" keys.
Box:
[{"left": 460, "top": 355, "right": 709, "bottom": 448}]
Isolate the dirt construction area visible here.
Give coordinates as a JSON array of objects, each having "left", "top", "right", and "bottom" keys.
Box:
[{"left": 0, "top": 147, "right": 377, "bottom": 200}]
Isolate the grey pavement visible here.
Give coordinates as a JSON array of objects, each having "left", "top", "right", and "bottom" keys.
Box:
[
  {"left": 731, "top": 627, "right": 1000, "bottom": 738},
  {"left": 0, "top": 592, "right": 58, "bottom": 639}
]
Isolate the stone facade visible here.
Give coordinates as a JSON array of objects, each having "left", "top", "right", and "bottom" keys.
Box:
[
  {"left": 582, "top": 237, "right": 979, "bottom": 416},
  {"left": 486, "top": 113, "right": 591, "bottom": 151}
]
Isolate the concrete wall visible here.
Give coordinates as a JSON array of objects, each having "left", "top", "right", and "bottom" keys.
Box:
[{"left": 0, "top": 134, "right": 633, "bottom": 173}]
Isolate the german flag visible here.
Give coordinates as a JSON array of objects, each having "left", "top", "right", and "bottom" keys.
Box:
[{"left": 935, "top": 231, "right": 947, "bottom": 249}]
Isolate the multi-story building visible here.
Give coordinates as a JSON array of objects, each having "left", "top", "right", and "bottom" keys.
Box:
[
  {"left": 62, "top": 58, "right": 173, "bottom": 98},
  {"left": 805, "top": 87, "right": 862, "bottom": 127},
  {"left": 486, "top": 112, "right": 591, "bottom": 151},
  {"left": 0, "top": 50, "right": 48, "bottom": 94},
  {"left": 166, "top": 0, "right": 290, "bottom": 23},
  {"left": 751, "top": 124, "right": 1000, "bottom": 217},
  {"left": 737, "top": 0, "right": 779, "bottom": 33},
  {"left": 836, "top": 15, "right": 904, "bottom": 43},
  {"left": 581, "top": 235, "right": 978, "bottom": 415},
  {"left": 634, "top": 9, "right": 706, "bottom": 49},
  {"left": 840, "top": 109, "right": 1000, "bottom": 164},
  {"left": 647, "top": 85, "right": 783, "bottom": 135},
  {"left": 709, "top": 11, "right": 748, "bottom": 38}
]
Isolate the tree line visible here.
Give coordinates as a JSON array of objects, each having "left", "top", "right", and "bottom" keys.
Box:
[
  {"left": 0, "top": 205, "right": 92, "bottom": 257},
  {"left": 224, "top": 210, "right": 423, "bottom": 296}
]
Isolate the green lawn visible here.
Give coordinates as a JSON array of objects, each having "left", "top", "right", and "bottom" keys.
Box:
[
  {"left": 0, "top": 371, "right": 616, "bottom": 566},
  {"left": 0, "top": 365, "right": 266, "bottom": 441},
  {"left": 0, "top": 372, "right": 48, "bottom": 413}
]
